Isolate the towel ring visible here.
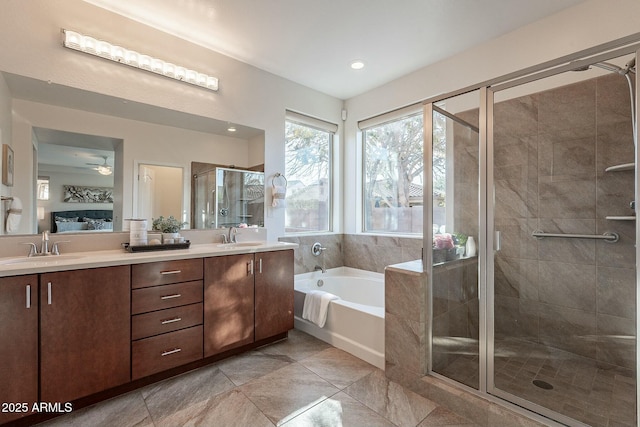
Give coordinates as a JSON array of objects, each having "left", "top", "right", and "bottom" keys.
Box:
[{"left": 272, "top": 173, "right": 287, "bottom": 188}]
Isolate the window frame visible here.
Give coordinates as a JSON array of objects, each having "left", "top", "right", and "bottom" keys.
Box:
[
  {"left": 360, "top": 111, "right": 424, "bottom": 235},
  {"left": 284, "top": 114, "right": 335, "bottom": 234}
]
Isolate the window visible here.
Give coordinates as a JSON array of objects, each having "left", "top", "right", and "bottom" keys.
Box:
[
  {"left": 284, "top": 113, "right": 334, "bottom": 233},
  {"left": 37, "top": 176, "right": 50, "bottom": 201},
  {"left": 362, "top": 113, "right": 424, "bottom": 233}
]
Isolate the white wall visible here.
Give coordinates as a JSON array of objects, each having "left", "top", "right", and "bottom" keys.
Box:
[
  {"left": 343, "top": 0, "right": 640, "bottom": 233},
  {"left": 0, "top": 0, "right": 343, "bottom": 240}
]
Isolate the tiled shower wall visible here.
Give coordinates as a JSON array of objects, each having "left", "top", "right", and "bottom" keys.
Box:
[
  {"left": 279, "top": 234, "right": 422, "bottom": 275},
  {"left": 492, "top": 73, "right": 636, "bottom": 371}
]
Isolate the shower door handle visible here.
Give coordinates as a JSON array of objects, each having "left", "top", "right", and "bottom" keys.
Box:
[{"left": 495, "top": 231, "right": 501, "bottom": 252}]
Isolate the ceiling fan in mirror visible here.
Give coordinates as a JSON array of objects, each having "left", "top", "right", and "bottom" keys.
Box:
[{"left": 87, "top": 156, "right": 113, "bottom": 176}]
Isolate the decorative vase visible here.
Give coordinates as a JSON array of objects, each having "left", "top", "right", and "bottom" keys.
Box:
[{"left": 465, "top": 236, "right": 477, "bottom": 257}]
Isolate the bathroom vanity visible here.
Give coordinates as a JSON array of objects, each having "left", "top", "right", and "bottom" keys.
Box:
[{"left": 0, "top": 242, "right": 294, "bottom": 425}]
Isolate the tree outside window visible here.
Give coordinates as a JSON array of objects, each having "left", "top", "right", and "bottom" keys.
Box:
[
  {"left": 284, "top": 121, "right": 332, "bottom": 233},
  {"left": 362, "top": 112, "right": 447, "bottom": 234}
]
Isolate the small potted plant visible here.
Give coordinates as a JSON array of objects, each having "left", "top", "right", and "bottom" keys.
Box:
[{"left": 152, "top": 215, "right": 187, "bottom": 242}]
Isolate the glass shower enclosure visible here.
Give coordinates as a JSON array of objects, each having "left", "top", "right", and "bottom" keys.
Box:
[
  {"left": 192, "top": 167, "right": 264, "bottom": 229},
  {"left": 426, "top": 48, "right": 638, "bottom": 427}
]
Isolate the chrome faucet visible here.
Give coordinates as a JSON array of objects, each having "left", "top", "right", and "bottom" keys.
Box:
[
  {"left": 41, "top": 230, "right": 50, "bottom": 255},
  {"left": 220, "top": 233, "right": 229, "bottom": 244},
  {"left": 23, "top": 231, "right": 67, "bottom": 257},
  {"left": 229, "top": 226, "right": 238, "bottom": 243},
  {"left": 314, "top": 265, "right": 326, "bottom": 274}
]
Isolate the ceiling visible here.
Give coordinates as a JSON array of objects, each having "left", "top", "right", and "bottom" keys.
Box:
[
  {"left": 34, "top": 127, "right": 119, "bottom": 173},
  {"left": 84, "top": 0, "right": 586, "bottom": 99}
]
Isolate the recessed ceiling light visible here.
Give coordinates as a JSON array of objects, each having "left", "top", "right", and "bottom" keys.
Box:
[
  {"left": 350, "top": 60, "right": 365, "bottom": 70},
  {"left": 227, "top": 126, "right": 237, "bottom": 132}
]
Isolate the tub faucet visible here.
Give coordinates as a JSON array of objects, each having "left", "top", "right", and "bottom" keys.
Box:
[{"left": 314, "top": 265, "right": 326, "bottom": 274}]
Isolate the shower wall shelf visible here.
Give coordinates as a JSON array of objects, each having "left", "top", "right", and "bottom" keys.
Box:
[
  {"left": 605, "top": 216, "right": 636, "bottom": 220},
  {"left": 605, "top": 162, "right": 634, "bottom": 172}
]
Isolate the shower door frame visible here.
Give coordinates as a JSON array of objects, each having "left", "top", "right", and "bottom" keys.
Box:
[{"left": 423, "top": 38, "right": 640, "bottom": 426}]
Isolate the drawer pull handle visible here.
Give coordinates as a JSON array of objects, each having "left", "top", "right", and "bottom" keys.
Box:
[
  {"left": 161, "top": 317, "right": 182, "bottom": 325},
  {"left": 247, "top": 260, "right": 254, "bottom": 275},
  {"left": 161, "top": 348, "right": 182, "bottom": 357},
  {"left": 160, "top": 294, "right": 182, "bottom": 300},
  {"left": 160, "top": 270, "right": 182, "bottom": 275},
  {"left": 26, "top": 285, "right": 31, "bottom": 309}
]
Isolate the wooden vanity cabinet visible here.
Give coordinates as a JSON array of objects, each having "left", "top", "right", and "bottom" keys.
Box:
[
  {"left": 204, "top": 249, "right": 294, "bottom": 356},
  {"left": 204, "top": 254, "right": 255, "bottom": 357},
  {"left": 0, "top": 275, "right": 38, "bottom": 425},
  {"left": 254, "top": 250, "right": 294, "bottom": 341},
  {"left": 131, "top": 259, "right": 204, "bottom": 380},
  {"left": 40, "top": 266, "right": 131, "bottom": 404}
]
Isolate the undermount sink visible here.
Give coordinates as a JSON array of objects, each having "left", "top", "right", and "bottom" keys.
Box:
[
  {"left": 0, "top": 254, "right": 86, "bottom": 265},
  {"left": 217, "top": 241, "right": 265, "bottom": 248}
]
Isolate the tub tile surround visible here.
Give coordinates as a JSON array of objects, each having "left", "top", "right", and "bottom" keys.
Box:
[
  {"left": 37, "top": 330, "right": 482, "bottom": 427},
  {"left": 385, "top": 261, "right": 427, "bottom": 380},
  {"left": 279, "top": 233, "right": 422, "bottom": 274},
  {"left": 345, "top": 234, "right": 423, "bottom": 273}
]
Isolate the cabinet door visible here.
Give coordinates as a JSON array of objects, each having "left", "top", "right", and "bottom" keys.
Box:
[
  {"left": 40, "top": 266, "right": 131, "bottom": 403},
  {"left": 204, "top": 254, "right": 255, "bottom": 357},
  {"left": 255, "top": 250, "right": 294, "bottom": 341},
  {"left": 0, "top": 275, "right": 38, "bottom": 424}
]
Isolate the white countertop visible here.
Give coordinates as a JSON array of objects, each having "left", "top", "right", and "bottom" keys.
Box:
[{"left": 0, "top": 241, "right": 297, "bottom": 277}]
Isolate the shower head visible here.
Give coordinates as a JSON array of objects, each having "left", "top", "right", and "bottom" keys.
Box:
[{"left": 572, "top": 60, "right": 635, "bottom": 75}]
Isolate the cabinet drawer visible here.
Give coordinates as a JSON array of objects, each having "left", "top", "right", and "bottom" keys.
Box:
[
  {"left": 132, "top": 281, "right": 203, "bottom": 315},
  {"left": 132, "top": 303, "right": 203, "bottom": 340},
  {"left": 132, "top": 325, "right": 203, "bottom": 380},
  {"left": 132, "top": 259, "right": 203, "bottom": 289}
]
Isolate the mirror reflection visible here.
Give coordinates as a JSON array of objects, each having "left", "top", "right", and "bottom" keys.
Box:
[
  {"left": 36, "top": 128, "right": 119, "bottom": 234},
  {"left": 1, "top": 72, "right": 265, "bottom": 236},
  {"left": 192, "top": 164, "right": 265, "bottom": 229},
  {"left": 137, "top": 163, "right": 184, "bottom": 227}
]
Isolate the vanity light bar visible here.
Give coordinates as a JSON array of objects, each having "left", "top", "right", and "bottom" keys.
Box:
[{"left": 62, "top": 29, "right": 219, "bottom": 92}]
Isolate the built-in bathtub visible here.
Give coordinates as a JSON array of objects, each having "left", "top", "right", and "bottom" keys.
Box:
[{"left": 294, "top": 267, "right": 385, "bottom": 369}]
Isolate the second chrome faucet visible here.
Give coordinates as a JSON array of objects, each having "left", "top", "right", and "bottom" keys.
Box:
[{"left": 24, "top": 231, "right": 66, "bottom": 257}]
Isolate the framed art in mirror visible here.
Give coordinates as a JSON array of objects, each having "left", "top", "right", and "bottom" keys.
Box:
[{"left": 63, "top": 185, "right": 114, "bottom": 203}]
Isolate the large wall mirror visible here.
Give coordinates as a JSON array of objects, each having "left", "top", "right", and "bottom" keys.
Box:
[{"left": 1, "top": 72, "right": 265, "bottom": 236}]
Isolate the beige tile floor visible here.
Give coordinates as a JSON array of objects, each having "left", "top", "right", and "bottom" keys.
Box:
[
  {"left": 436, "top": 337, "right": 637, "bottom": 427},
  {"left": 493, "top": 338, "right": 636, "bottom": 427},
  {"left": 38, "top": 330, "right": 479, "bottom": 427}
]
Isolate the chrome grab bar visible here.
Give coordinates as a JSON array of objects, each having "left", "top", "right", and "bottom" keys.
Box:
[{"left": 532, "top": 230, "right": 619, "bottom": 243}]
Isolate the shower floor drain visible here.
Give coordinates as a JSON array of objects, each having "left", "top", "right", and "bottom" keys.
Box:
[{"left": 532, "top": 380, "right": 554, "bottom": 390}]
